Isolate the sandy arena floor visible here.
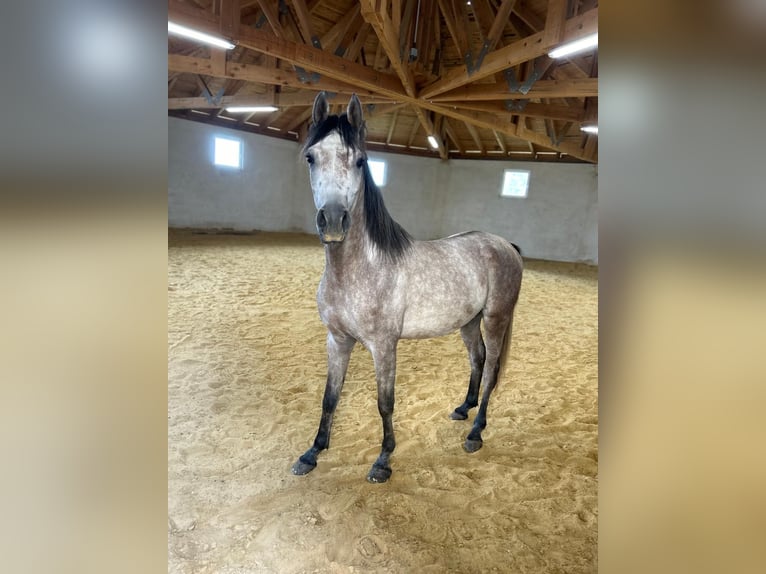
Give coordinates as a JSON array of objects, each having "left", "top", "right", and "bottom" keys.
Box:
[{"left": 168, "top": 230, "right": 598, "bottom": 573}]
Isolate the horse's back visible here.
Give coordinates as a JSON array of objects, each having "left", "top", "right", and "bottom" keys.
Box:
[{"left": 398, "top": 232, "right": 521, "bottom": 338}]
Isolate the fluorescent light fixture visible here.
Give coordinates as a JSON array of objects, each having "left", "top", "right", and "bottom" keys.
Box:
[
  {"left": 168, "top": 22, "right": 235, "bottom": 50},
  {"left": 548, "top": 33, "right": 598, "bottom": 59},
  {"left": 427, "top": 135, "right": 439, "bottom": 149},
  {"left": 580, "top": 125, "right": 598, "bottom": 134},
  {"left": 225, "top": 106, "right": 279, "bottom": 113}
]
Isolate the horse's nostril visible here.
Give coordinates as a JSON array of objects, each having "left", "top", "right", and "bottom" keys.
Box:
[
  {"left": 341, "top": 210, "right": 350, "bottom": 232},
  {"left": 317, "top": 209, "right": 327, "bottom": 230}
]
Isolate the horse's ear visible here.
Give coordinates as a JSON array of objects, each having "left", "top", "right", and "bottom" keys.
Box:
[
  {"left": 312, "top": 92, "right": 329, "bottom": 126},
  {"left": 347, "top": 94, "right": 364, "bottom": 131}
]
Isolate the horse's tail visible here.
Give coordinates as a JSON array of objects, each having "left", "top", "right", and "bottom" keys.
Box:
[
  {"left": 510, "top": 242, "right": 522, "bottom": 256},
  {"left": 498, "top": 248, "right": 522, "bottom": 378},
  {"left": 498, "top": 313, "right": 515, "bottom": 378}
]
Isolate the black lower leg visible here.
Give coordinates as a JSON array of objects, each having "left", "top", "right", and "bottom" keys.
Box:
[
  {"left": 451, "top": 355, "right": 484, "bottom": 419},
  {"left": 292, "top": 333, "right": 354, "bottom": 475},
  {"left": 464, "top": 360, "right": 500, "bottom": 453},
  {"left": 452, "top": 319, "right": 485, "bottom": 420},
  {"left": 368, "top": 409, "right": 395, "bottom": 483},
  {"left": 368, "top": 342, "right": 397, "bottom": 483}
]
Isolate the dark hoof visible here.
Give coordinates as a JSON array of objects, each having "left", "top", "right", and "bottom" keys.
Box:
[
  {"left": 291, "top": 459, "right": 317, "bottom": 475},
  {"left": 367, "top": 465, "right": 392, "bottom": 483},
  {"left": 450, "top": 409, "right": 468, "bottom": 420},
  {"left": 463, "top": 438, "right": 483, "bottom": 453}
]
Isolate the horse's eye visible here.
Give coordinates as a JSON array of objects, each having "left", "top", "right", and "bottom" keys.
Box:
[
  {"left": 305, "top": 154, "right": 314, "bottom": 165},
  {"left": 356, "top": 158, "right": 365, "bottom": 168}
]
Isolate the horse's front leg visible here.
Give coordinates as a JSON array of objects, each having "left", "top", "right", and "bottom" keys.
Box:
[
  {"left": 292, "top": 331, "right": 355, "bottom": 475},
  {"left": 367, "top": 339, "right": 398, "bottom": 483}
]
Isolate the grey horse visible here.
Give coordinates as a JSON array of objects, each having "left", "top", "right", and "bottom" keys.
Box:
[{"left": 292, "top": 92, "right": 523, "bottom": 483}]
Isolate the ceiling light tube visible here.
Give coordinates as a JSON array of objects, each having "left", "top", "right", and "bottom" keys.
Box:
[
  {"left": 427, "top": 135, "right": 439, "bottom": 149},
  {"left": 226, "top": 106, "right": 279, "bottom": 113},
  {"left": 548, "top": 33, "right": 598, "bottom": 59},
  {"left": 580, "top": 125, "right": 598, "bottom": 134},
  {"left": 168, "top": 22, "right": 236, "bottom": 50}
]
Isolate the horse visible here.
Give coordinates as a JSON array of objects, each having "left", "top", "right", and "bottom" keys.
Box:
[{"left": 291, "top": 92, "right": 523, "bottom": 483}]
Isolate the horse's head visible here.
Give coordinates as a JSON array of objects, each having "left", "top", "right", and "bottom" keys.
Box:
[{"left": 303, "top": 92, "right": 367, "bottom": 244}]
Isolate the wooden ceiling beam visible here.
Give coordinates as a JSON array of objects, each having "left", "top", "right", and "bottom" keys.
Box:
[
  {"left": 168, "top": 92, "right": 394, "bottom": 110},
  {"left": 360, "top": 1, "right": 416, "bottom": 97},
  {"left": 255, "top": 0, "right": 285, "bottom": 38},
  {"left": 484, "top": 0, "right": 518, "bottom": 53},
  {"left": 321, "top": 4, "right": 362, "bottom": 54},
  {"left": 386, "top": 109, "right": 400, "bottom": 145},
  {"left": 168, "top": 54, "right": 383, "bottom": 96},
  {"left": 493, "top": 130, "right": 507, "bottom": 153},
  {"left": 284, "top": 106, "right": 314, "bottom": 132},
  {"left": 419, "top": 7, "right": 597, "bottom": 99},
  {"left": 454, "top": 100, "right": 584, "bottom": 122},
  {"left": 345, "top": 23, "right": 371, "bottom": 63},
  {"left": 422, "top": 103, "right": 596, "bottom": 162},
  {"left": 407, "top": 115, "right": 421, "bottom": 147},
  {"left": 431, "top": 78, "right": 598, "bottom": 101},
  {"left": 543, "top": 0, "right": 569, "bottom": 49},
  {"left": 365, "top": 102, "right": 410, "bottom": 118},
  {"left": 443, "top": 119, "right": 464, "bottom": 154},
  {"left": 436, "top": 0, "right": 468, "bottom": 58},
  {"left": 464, "top": 121, "right": 486, "bottom": 153},
  {"left": 168, "top": 1, "right": 407, "bottom": 98},
  {"left": 288, "top": 0, "right": 317, "bottom": 46},
  {"left": 360, "top": 0, "right": 448, "bottom": 160},
  {"left": 512, "top": 3, "right": 545, "bottom": 32}
]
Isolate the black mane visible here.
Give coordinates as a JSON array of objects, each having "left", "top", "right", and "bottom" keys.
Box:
[{"left": 304, "top": 113, "right": 412, "bottom": 261}]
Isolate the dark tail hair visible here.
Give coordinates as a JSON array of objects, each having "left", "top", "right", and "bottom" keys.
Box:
[{"left": 511, "top": 243, "right": 522, "bottom": 256}]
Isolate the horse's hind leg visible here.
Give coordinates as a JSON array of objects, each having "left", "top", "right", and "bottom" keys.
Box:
[
  {"left": 451, "top": 313, "right": 485, "bottom": 420},
  {"left": 292, "top": 331, "right": 355, "bottom": 475},
  {"left": 464, "top": 312, "right": 513, "bottom": 453}
]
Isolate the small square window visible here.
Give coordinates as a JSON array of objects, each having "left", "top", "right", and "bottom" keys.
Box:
[
  {"left": 214, "top": 136, "right": 242, "bottom": 168},
  {"left": 500, "top": 169, "right": 530, "bottom": 198},
  {"left": 368, "top": 159, "right": 387, "bottom": 187}
]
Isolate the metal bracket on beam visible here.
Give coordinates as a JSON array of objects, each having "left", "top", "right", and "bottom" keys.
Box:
[
  {"left": 197, "top": 75, "right": 225, "bottom": 107},
  {"left": 504, "top": 100, "right": 528, "bottom": 113},
  {"left": 365, "top": 103, "right": 376, "bottom": 115},
  {"left": 254, "top": 13, "right": 268, "bottom": 29},
  {"left": 503, "top": 68, "right": 521, "bottom": 93},
  {"left": 295, "top": 66, "right": 321, "bottom": 84},
  {"left": 470, "top": 39, "right": 492, "bottom": 75},
  {"left": 464, "top": 51, "right": 475, "bottom": 74},
  {"left": 519, "top": 57, "right": 546, "bottom": 95}
]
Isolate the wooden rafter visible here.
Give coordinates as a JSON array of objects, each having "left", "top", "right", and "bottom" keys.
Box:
[
  {"left": 464, "top": 121, "right": 485, "bottom": 153},
  {"left": 168, "top": 92, "right": 394, "bottom": 110},
  {"left": 167, "top": 0, "right": 598, "bottom": 163},
  {"left": 386, "top": 109, "right": 400, "bottom": 145},
  {"left": 443, "top": 119, "right": 464, "bottom": 154},
  {"left": 454, "top": 100, "right": 584, "bottom": 122},
  {"left": 493, "top": 130, "right": 507, "bottom": 153},
  {"left": 168, "top": 54, "right": 382, "bottom": 96},
  {"left": 431, "top": 78, "right": 599, "bottom": 101},
  {"left": 419, "top": 7, "right": 598, "bottom": 99},
  {"left": 360, "top": 0, "right": 448, "bottom": 159}
]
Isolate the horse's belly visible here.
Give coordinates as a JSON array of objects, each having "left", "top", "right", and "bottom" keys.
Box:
[{"left": 400, "top": 300, "right": 482, "bottom": 339}]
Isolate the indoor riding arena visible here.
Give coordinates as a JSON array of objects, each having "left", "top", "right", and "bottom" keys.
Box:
[{"left": 169, "top": 2, "right": 598, "bottom": 572}]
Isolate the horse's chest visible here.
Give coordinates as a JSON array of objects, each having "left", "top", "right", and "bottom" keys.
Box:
[{"left": 317, "top": 275, "right": 400, "bottom": 335}]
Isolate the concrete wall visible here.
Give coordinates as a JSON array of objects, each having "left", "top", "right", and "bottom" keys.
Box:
[{"left": 169, "top": 117, "right": 598, "bottom": 263}]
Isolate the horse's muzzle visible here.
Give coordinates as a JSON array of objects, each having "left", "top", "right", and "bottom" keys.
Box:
[{"left": 316, "top": 205, "right": 350, "bottom": 243}]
